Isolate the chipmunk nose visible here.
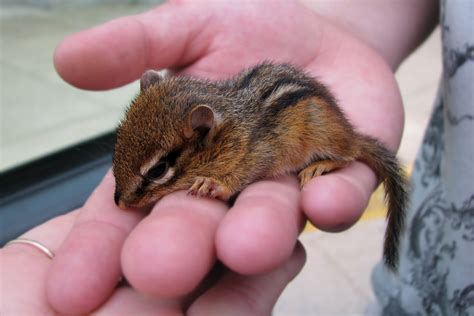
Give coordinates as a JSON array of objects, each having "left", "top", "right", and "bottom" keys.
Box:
[{"left": 114, "top": 190, "right": 132, "bottom": 210}]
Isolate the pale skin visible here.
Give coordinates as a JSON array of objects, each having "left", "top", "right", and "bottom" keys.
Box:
[
  {"left": 1, "top": 175, "right": 305, "bottom": 315},
  {"left": 1, "top": 0, "right": 438, "bottom": 314}
]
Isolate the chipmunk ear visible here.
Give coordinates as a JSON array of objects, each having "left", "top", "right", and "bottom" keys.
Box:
[
  {"left": 184, "top": 105, "right": 220, "bottom": 139},
  {"left": 140, "top": 70, "right": 164, "bottom": 91}
]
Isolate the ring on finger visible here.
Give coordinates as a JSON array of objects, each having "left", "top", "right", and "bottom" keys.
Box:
[{"left": 5, "top": 238, "right": 55, "bottom": 259}]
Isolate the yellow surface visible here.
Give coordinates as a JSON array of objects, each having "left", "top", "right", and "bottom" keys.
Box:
[{"left": 303, "top": 165, "right": 411, "bottom": 232}]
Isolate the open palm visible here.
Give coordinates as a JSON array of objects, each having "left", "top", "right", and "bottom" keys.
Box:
[{"left": 46, "top": 0, "right": 404, "bottom": 314}]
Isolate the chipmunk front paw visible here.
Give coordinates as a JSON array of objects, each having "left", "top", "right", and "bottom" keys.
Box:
[{"left": 187, "top": 177, "right": 232, "bottom": 201}]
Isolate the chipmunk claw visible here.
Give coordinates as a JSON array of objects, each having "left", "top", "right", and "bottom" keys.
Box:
[{"left": 188, "top": 177, "right": 231, "bottom": 201}]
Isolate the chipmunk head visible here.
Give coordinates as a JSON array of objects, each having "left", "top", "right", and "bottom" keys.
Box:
[{"left": 113, "top": 70, "right": 221, "bottom": 209}]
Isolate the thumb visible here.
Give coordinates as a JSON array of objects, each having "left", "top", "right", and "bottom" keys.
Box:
[{"left": 54, "top": 2, "right": 211, "bottom": 90}]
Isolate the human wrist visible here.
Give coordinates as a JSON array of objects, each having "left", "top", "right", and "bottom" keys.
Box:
[{"left": 299, "top": 0, "right": 438, "bottom": 70}]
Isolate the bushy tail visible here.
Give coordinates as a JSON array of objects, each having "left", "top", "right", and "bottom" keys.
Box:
[{"left": 357, "top": 135, "right": 408, "bottom": 270}]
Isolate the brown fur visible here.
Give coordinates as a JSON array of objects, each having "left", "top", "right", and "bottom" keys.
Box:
[{"left": 113, "top": 62, "right": 408, "bottom": 270}]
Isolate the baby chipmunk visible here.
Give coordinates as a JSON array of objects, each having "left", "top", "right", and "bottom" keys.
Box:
[{"left": 113, "top": 62, "right": 407, "bottom": 269}]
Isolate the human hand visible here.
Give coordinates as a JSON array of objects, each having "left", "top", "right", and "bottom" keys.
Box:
[
  {"left": 1, "top": 175, "right": 305, "bottom": 315},
  {"left": 48, "top": 0, "right": 404, "bottom": 314}
]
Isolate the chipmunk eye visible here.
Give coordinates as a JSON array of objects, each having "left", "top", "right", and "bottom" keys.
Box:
[{"left": 146, "top": 161, "right": 168, "bottom": 180}]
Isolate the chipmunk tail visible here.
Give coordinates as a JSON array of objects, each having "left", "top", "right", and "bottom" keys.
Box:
[{"left": 357, "top": 135, "right": 408, "bottom": 271}]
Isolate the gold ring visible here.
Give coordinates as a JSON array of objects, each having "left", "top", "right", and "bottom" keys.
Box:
[{"left": 5, "top": 238, "right": 54, "bottom": 259}]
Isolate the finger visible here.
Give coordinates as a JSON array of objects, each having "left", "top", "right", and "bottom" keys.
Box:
[
  {"left": 216, "top": 175, "right": 304, "bottom": 275},
  {"left": 95, "top": 287, "right": 183, "bottom": 316},
  {"left": 187, "top": 242, "right": 306, "bottom": 316},
  {"left": 121, "top": 191, "right": 227, "bottom": 298},
  {"left": 1, "top": 212, "right": 77, "bottom": 315},
  {"left": 8, "top": 210, "right": 77, "bottom": 253},
  {"left": 46, "top": 170, "right": 144, "bottom": 315},
  {"left": 301, "top": 162, "right": 377, "bottom": 232},
  {"left": 54, "top": 2, "right": 211, "bottom": 90}
]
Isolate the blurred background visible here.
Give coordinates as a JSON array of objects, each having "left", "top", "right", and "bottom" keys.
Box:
[
  {"left": 0, "top": 1, "right": 161, "bottom": 172},
  {"left": 0, "top": 1, "right": 441, "bottom": 315}
]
